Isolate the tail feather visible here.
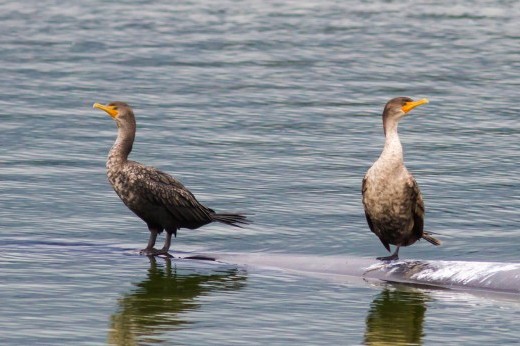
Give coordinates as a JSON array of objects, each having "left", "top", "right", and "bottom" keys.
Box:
[
  {"left": 422, "top": 232, "right": 442, "bottom": 246},
  {"left": 211, "top": 212, "right": 250, "bottom": 228}
]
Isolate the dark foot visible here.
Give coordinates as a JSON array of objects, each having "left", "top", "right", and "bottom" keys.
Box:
[
  {"left": 184, "top": 255, "right": 216, "bottom": 261},
  {"left": 376, "top": 253, "right": 399, "bottom": 261},
  {"left": 139, "top": 248, "right": 172, "bottom": 257}
]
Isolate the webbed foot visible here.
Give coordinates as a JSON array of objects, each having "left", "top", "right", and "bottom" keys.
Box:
[
  {"left": 139, "top": 248, "right": 173, "bottom": 258},
  {"left": 376, "top": 253, "right": 399, "bottom": 261},
  {"left": 377, "top": 246, "right": 400, "bottom": 262}
]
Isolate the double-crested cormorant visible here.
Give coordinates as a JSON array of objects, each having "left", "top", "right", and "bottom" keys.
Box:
[
  {"left": 362, "top": 97, "right": 441, "bottom": 261},
  {"left": 93, "top": 101, "right": 249, "bottom": 256}
]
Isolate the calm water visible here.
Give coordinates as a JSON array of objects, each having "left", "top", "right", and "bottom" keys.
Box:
[{"left": 1, "top": 0, "right": 519, "bottom": 344}]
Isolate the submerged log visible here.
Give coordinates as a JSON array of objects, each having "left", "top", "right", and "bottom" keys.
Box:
[{"left": 177, "top": 252, "right": 520, "bottom": 294}]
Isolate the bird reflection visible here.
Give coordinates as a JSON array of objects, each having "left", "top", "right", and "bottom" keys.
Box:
[
  {"left": 364, "top": 286, "right": 430, "bottom": 346},
  {"left": 108, "top": 256, "right": 247, "bottom": 345}
]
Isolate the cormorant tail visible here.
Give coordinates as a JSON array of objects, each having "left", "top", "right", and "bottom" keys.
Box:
[
  {"left": 422, "top": 232, "right": 442, "bottom": 246},
  {"left": 211, "top": 213, "right": 250, "bottom": 227}
]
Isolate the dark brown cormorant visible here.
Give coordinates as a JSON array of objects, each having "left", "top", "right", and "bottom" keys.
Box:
[
  {"left": 362, "top": 97, "right": 441, "bottom": 261},
  {"left": 93, "top": 101, "right": 249, "bottom": 256}
]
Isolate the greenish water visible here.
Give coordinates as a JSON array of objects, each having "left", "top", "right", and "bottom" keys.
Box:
[{"left": 1, "top": 0, "right": 519, "bottom": 344}]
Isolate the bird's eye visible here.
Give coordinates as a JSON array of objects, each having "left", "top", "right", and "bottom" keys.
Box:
[{"left": 113, "top": 106, "right": 118, "bottom": 110}]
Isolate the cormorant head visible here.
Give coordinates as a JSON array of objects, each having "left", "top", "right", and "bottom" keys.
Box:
[
  {"left": 383, "top": 97, "right": 429, "bottom": 122},
  {"left": 93, "top": 101, "right": 135, "bottom": 129}
]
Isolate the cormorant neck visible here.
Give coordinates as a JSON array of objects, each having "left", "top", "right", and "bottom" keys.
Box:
[
  {"left": 380, "top": 119, "right": 403, "bottom": 164},
  {"left": 107, "top": 122, "right": 135, "bottom": 168}
]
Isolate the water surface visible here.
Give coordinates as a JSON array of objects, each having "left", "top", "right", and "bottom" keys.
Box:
[{"left": 1, "top": 0, "right": 519, "bottom": 345}]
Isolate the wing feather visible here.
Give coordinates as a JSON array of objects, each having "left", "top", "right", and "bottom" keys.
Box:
[
  {"left": 126, "top": 162, "right": 213, "bottom": 227},
  {"left": 406, "top": 174, "right": 424, "bottom": 239}
]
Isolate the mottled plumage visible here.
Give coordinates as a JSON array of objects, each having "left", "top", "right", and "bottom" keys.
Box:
[
  {"left": 362, "top": 97, "right": 440, "bottom": 261},
  {"left": 93, "top": 101, "right": 249, "bottom": 256}
]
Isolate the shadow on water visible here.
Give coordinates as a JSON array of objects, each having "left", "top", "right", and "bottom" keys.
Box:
[
  {"left": 108, "top": 256, "right": 247, "bottom": 345},
  {"left": 364, "top": 286, "right": 430, "bottom": 346}
]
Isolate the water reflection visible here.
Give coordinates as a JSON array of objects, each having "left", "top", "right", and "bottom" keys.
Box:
[
  {"left": 364, "top": 286, "right": 430, "bottom": 346},
  {"left": 108, "top": 257, "right": 247, "bottom": 345}
]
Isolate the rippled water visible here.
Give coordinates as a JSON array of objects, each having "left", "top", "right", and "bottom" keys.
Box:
[{"left": 1, "top": 0, "right": 519, "bottom": 345}]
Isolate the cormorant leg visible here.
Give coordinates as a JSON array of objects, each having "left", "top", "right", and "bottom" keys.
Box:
[
  {"left": 139, "top": 228, "right": 159, "bottom": 255},
  {"left": 161, "top": 231, "right": 173, "bottom": 253},
  {"left": 377, "top": 246, "right": 400, "bottom": 261}
]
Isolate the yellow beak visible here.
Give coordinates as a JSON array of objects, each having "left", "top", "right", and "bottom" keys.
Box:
[
  {"left": 93, "top": 103, "right": 118, "bottom": 118},
  {"left": 402, "top": 98, "right": 429, "bottom": 113}
]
